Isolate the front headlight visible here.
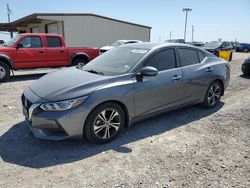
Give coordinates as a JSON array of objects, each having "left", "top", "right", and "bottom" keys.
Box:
[{"left": 40, "top": 96, "right": 88, "bottom": 111}]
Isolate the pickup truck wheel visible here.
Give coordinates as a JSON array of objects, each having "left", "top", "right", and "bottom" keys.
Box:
[
  {"left": 0, "top": 62, "right": 10, "bottom": 82},
  {"left": 72, "top": 58, "right": 87, "bottom": 67}
]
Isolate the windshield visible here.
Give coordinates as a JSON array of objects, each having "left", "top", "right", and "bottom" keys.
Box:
[
  {"left": 204, "top": 41, "right": 222, "bottom": 48},
  {"left": 82, "top": 47, "right": 149, "bottom": 76},
  {"left": 4, "top": 35, "right": 21, "bottom": 47},
  {"left": 111, "top": 41, "right": 125, "bottom": 47}
]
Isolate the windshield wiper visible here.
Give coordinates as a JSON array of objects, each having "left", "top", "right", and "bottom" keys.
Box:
[{"left": 85, "top": 69, "right": 104, "bottom": 75}]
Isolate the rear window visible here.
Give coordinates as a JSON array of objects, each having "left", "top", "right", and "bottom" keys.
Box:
[
  {"left": 198, "top": 51, "right": 206, "bottom": 62},
  {"left": 46, "top": 36, "right": 62, "bottom": 47},
  {"left": 178, "top": 48, "right": 200, "bottom": 67}
]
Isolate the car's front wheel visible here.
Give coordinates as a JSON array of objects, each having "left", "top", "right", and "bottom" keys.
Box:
[
  {"left": 84, "top": 102, "right": 125, "bottom": 144},
  {"left": 202, "top": 81, "right": 222, "bottom": 108},
  {"left": 0, "top": 62, "right": 10, "bottom": 82}
]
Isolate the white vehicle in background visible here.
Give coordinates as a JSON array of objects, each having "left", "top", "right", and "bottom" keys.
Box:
[{"left": 100, "top": 40, "right": 143, "bottom": 53}]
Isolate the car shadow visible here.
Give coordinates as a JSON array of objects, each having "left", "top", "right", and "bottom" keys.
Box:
[
  {"left": 8, "top": 73, "right": 47, "bottom": 82},
  {"left": 0, "top": 102, "right": 224, "bottom": 168},
  {"left": 239, "top": 74, "right": 250, "bottom": 79}
]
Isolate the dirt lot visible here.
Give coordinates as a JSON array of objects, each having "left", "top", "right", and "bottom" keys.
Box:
[{"left": 0, "top": 53, "right": 249, "bottom": 188}]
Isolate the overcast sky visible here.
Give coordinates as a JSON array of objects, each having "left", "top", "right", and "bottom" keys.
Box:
[{"left": 0, "top": 0, "right": 249, "bottom": 43}]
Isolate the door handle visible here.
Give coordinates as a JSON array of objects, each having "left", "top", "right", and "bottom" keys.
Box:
[
  {"left": 172, "top": 75, "right": 182, "bottom": 81},
  {"left": 205, "top": 67, "right": 213, "bottom": 72},
  {"left": 59, "top": 50, "right": 65, "bottom": 52},
  {"left": 38, "top": 50, "right": 45, "bottom": 53}
]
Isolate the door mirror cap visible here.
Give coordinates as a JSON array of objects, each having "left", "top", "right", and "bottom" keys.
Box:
[
  {"left": 140, "top": 66, "right": 158, "bottom": 77},
  {"left": 16, "top": 43, "right": 23, "bottom": 49}
]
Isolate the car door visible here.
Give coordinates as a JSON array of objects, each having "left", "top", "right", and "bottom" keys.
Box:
[
  {"left": 177, "top": 48, "right": 211, "bottom": 102},
  {"left": 134, "top": 48, "right": 185, "bottom": 117},
  {"left": 45, "top": 36, "right": 68, "bottom": 67},
  {"left": 12, "top": 36, "right": 47, "bottom": 68}
]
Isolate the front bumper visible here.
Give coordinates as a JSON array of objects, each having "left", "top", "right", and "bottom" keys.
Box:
[{"left": 22, "top": 92, "right": 91, "bottom": 140}]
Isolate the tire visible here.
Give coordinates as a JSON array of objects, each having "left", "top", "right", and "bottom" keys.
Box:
[
  {"left": 71, "top": 58, "right": 87, "bottom": 67},
  {"left": 229, "top": 52, "right": 232, "bottom": 61},
  {"left": 84, "top": 102, "right": 125, "bottom": 144},
  {"left": 243, "top": 48, "right": 249, "bottom": 53},
  {"left": 0, "top": 61, "right": 10, "bottom": 82},
  {"left": 202, "top": 81, "right": 222, "bottom": 108},
  {"left": 241, "top": 65, "right": 248, "bottom": 75}
]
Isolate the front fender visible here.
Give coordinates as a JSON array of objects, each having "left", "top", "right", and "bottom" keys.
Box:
[{"left": 0, "top": 54, "right": 14, "bottom": 69}]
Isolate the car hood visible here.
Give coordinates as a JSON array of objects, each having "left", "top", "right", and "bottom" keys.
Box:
[
  {"left": 29, "top": 67, "right": 116, "bottom": 102},
  {"left": 100, "top": 46, "right": 114, "bottom": 51}
]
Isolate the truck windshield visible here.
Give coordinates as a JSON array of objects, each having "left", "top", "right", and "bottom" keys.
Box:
[
  {"left": 4, "top": 35, "right": 21, "bottom": 47},
  {"left": 82, "top": 47, "right": 149, "bottom": 76}
]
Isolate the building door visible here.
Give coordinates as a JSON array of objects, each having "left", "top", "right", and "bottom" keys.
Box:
[{"left": 45, "top": 23, "right": 59, "bottom": 34}]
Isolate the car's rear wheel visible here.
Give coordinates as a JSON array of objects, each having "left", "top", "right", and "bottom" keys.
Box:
[
  {"left": 243, "top": 48, "right": 249, "bottom": 53},
  {"left": 72, "top": 58, "right": 87, "bottom": 67},
  {"left": 0, "top": 62, "right": 10, "bottom": 82},
  {"left": 202, "top": 81, "right": 222, "bottom": 108},
  {"left": 84, "top": 102, "right": 125, "bottom": 144}
]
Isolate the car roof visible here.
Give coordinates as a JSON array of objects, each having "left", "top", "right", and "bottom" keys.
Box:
[
  {"left": 120, "top": 42, "right": 205, "bottom": 51},
  {"left": 117, "top": 40, "right": 142, "bottom": 43},
  {"left": 18, "top": 33, "right": 63, "bottom": 37}
]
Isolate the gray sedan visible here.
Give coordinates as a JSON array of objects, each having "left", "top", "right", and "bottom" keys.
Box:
[{"left": 22, "top": 43, "right": 230, "bottom": 143}]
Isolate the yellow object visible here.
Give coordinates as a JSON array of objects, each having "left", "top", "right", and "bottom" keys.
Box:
[{"left": 219, "top": 50, "right": 232, "bottom": 61}]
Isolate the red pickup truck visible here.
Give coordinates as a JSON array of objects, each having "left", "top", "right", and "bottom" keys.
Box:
[{"left": 0, "top": 33, "right": 100, "bottom": 82}]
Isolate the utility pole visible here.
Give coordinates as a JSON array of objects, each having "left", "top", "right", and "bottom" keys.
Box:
[
  {"left": 7, "top": 3, "right": 13, "bottom": 38},
  {"left": 169, "top": 31, "right": 172, "bottom": 40},
  {"left": 192, "top": 25, "right": 194, "bottom": 42},
  {"left": 183, "top": 8, "right": 192, "bottom": 42}
]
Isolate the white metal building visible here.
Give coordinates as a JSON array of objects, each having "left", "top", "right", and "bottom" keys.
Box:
[{"left": 0, "top": 13, "right": 151, "bottom": 48}]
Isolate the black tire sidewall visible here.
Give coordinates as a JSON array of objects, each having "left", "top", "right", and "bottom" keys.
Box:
[
  {"left": 0, "top": 62, "right": 10, "bottom": 82},
  {"left": 72, "top": 58, "right": 87, "bottom": 66},
  {"left": 203, "top": 81, "right": 222, "bottom": 108},
  {"left": 84, "top": 103, "right": 125, "bottom": 144}
]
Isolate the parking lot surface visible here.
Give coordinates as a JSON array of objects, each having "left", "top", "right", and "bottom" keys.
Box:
[{"left": 0, "top": 53, "right": 249, "bottom": 188}]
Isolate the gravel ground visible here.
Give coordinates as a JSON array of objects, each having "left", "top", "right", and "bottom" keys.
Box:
[{"left": 0, "top": 53, "right": 249, "bottom": 188}]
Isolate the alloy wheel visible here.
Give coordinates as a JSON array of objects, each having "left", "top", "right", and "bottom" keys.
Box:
[
  {"left": 93, "top": 109, "right": 121, "bottom": 139},
  {"left": 207, "top": 84, "right": 221, "bottom": 106},
  {"left": 0, "top": 66, "right": 6, "bottom": 79}
]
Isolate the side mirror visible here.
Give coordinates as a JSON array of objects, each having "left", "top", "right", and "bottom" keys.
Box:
[
  {"left": 16, "top": 43, "right": 23, "bottom": 49},
  {"left": 140, "top": 66, "right": 158, "bottom": 77},
  {"left": 136, "top": 66, "right": 158, "bottom": 82}
]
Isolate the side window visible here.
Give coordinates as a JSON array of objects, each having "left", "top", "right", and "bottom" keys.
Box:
[
  {"left": 46, "top": 37, "right": 62, "bottom": 47},
  {"left": 198, "top": 51, "right": 206, "bottom": 62},
  {"left": 144, "top": 49, "right": 176, "bottom": 71},
  {"left": 20, "top": 36, "right": 42, "bottom": 48},
  {"left": 178, "top": 48, "right": 200, "bottom": 67}
]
